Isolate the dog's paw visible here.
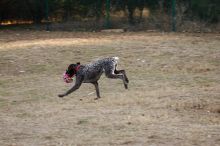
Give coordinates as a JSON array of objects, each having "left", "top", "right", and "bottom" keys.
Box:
[
  {"left": 124, "top": 84, "right": 128, "bottom": 89},
  {"left": 94, "top": 97, "right": 101, "bottom": 100},
  {"left": 58, "top": 94, "right": 65, "bottom": 98}
]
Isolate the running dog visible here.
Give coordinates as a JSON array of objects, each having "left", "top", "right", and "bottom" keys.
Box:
[{"left": 58, "top": 57, "right": 129, "bottom": 99}]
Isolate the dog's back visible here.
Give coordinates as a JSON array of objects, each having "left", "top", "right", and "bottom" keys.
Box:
[{"left": 79, "top": 57, "right": 119, "bottom": 83}]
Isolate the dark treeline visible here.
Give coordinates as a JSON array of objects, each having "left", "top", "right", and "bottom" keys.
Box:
[{"left": 0, "top": 0, "right": 219, "bottom": 24}]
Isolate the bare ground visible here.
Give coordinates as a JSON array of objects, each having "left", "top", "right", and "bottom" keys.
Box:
[{"left": 0, "top": 30, "right": 219, "bottom": 146}]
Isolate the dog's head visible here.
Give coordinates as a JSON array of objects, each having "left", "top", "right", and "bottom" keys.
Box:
[{"left": 63, "top": 62, "right": 80, "bottom": 83}]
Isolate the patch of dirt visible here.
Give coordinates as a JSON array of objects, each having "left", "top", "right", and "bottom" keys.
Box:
[{"left": 0, "top": 31, "right": 219, "bottom": 146}]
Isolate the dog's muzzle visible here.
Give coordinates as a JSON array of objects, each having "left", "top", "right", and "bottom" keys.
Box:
[{"left": 63, "top": 72, "right": 73, "bottom": 83}]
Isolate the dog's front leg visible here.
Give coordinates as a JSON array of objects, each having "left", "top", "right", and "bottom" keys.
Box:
[
  {"left": 58, "top": 76, "right": 83, "bottom": 98},
  {"left": 58, "top": 84, "right": 81, "bottom": 98},
  {"left": 92, "top": 81, "right": 101, "bottom": 99}
]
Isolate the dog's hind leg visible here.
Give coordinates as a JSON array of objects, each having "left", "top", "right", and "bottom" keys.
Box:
[
  {"left": 114, "top": 69, "right": 129, "bottom": 84},
  {"left": 92, "top": 81, "right": 101, "bottom": 99},
  {"left": 105, "top": 71, "right": 128, "bottom": 89}
]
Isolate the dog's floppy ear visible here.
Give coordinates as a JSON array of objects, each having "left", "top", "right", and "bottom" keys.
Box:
[
  {"left": 68, "top": 64, "right": 75, "bottom": 70},
  {"left": 77, "top": 62, "right": 80, "bottom": 65}
]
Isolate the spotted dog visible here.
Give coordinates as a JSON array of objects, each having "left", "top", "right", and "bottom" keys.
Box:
[{"left": 58, "top": 57, "right": 129, "bottom": 99}]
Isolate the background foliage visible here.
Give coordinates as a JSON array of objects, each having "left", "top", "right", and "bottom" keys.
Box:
[{"left": 0, "top": 0, "right": 219, "bottom": 30}]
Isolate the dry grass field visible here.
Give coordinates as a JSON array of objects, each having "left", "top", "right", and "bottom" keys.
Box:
[{"left": 0, "top": 30, "right": 219, "bottom": 146}]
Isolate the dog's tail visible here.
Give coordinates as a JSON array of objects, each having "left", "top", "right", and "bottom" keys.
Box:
[
  {"left": 112, "top": 56, "right": 119, "bottom": 64},
  {"left": 113, "top": 56, "right": 119, "bottom": 61}
]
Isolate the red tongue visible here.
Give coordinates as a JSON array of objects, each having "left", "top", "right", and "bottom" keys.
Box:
[{"left": 63, "top": 72, "right": 73, "bottom": 83}]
